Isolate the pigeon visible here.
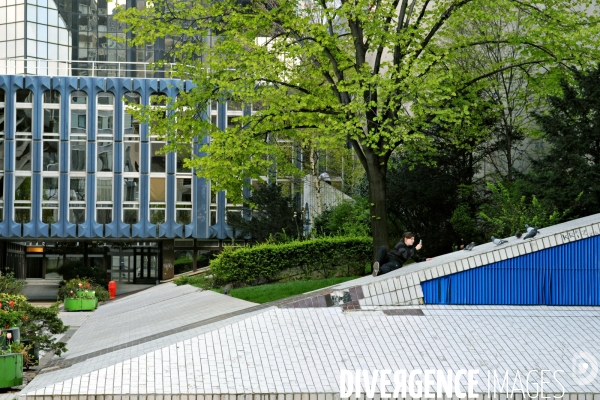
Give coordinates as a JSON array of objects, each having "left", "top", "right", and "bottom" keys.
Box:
[
  {"left": 525, "top": 224, "right": 541, "bottom": 234},
  {"left": 491, "top": 236, "right": 508, "bottom": 246},
  {"left": 515, "top": 231, "right": 522, "bottom": 239},
  {"left": 522, "top": 227, "right": 538, "bottom": 240},
  {"left": 464, "top": 242, "right": 476, "bottom": 251}
]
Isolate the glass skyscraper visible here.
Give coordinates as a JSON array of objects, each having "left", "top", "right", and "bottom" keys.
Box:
[{"left": 0, "top": 0, "right": 175, "bottom": 76}]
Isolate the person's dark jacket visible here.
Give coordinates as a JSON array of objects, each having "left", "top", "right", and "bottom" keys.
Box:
[{"left": 388, "top": 241, "right": 425, "bottom": 265}]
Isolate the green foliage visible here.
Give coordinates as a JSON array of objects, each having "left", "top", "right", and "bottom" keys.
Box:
[
  {"left": 209, "top": 237, "right": 372, "bottom": 286},
  {"left": 0, "top": 293, "right": 26, "bottom": 329},
  {"left": 527, "top": 65, "right": 600, "bottom": 217},
  {"left": 58, "top": 278, "right": 110, "bottom": 302},
  {"left": 174, "top": 274, "right": 213, "bottom": 290},
  {"left": 312, "top": 198, "right": 371, "bottom": 237},
  {"left": 19, "top": 302, "right": 68, "bottom": 357},
  {"left": 228, "top": 277, "right": 359, "bottom": 304},
  {"left": 0, "top": 280, "right": 68, "bottom": 358},
  {"left": 114, "top": 0, "right": 600, "bottom": 252},
  {"left": 58, "top": 261, "right": 108, "bottom": 287},
  {"left": 0, "top": 272, "right": 25, "bottom": 295},
  {"left": 173, "top": 254, "right": 210, "bottom": 274},
  {"left": 450, "top": 203, "right": 482, "bottom": 246},
  {"left": 0, "top": 341, "right": 30, "bottom": 359},
  {"left": 226, "top": 182, "right": 303, "bottom": 243},
  {"left": 479, "top": 182, "right": 573, "bottom": 239}
]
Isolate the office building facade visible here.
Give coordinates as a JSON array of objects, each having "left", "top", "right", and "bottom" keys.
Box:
[{"left": 0, "top": 73, "right": 247, "bottom": 283}]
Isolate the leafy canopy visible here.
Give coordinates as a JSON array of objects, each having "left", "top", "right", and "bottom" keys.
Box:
[{"left": 116, "top": 0, "right": 600, "bottom": 248}]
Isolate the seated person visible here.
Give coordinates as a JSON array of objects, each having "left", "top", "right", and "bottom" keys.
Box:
[{"left": 372, "top": 231, "right": 434, "bottom": 276}]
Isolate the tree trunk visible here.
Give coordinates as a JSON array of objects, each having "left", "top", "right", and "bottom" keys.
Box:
[
  {"left": 364, "top": 151, "right": 389, "bottom": 258},
  {"left": 309, "top": 147, "right": 323, "bottom": 215}
]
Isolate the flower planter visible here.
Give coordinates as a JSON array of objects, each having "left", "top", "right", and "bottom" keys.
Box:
[
  {"left": 63, "top": 297, "right": 98, "bottom": 311},
  {"left": 0, "top": 353, "right": 23, "bottom": 389}
]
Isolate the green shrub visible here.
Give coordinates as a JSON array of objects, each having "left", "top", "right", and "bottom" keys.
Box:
[
  {"left": 174, "top": 274, "right": 213, "bottom": 289},
  {"left": 0, "top": 283, "right": 68, "bottom": 357},
  {"left": 313, "top": 198, "right": 371, "bottom": 237},
  {"left": 20, "top": 302, "right": 68, "bottom": 356},
  {"left": 209, "top": 236, "right": 372, "bottom": 286},
  {"left": 0, "top": 272, "right": 26, "bottom": 295},
  {"left": 479, "top": 182, "right": 574, "bottom": 238},
  {"left": 174, "top": 254, "right": 210, "bottom": 274}
]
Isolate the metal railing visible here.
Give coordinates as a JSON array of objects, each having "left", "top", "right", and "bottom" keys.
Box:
[{"left": 0, "top": 58, "right": 179, "bottom": 78}]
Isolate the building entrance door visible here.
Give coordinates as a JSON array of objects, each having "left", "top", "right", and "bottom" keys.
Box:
[
  {"left": 110, "top": 247, "right": 160, "bottom": 284},
  {"left": 134, "top": 248, "right": 159, "bottom": 283}
]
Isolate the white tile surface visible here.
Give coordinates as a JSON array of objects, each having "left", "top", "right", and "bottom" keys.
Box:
[{"left": 20, "top": 306, "right": 600, "bottom": 398}]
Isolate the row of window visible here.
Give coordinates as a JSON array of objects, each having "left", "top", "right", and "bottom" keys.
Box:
[
  {"left": 0, "top": 86, "right": 245, "bottom": 231},
  {"left": 0, "top": 88, "right": 195, "bottom": 173},
  {"left": 6, "top": 175, "right": 193, "bottom": 224}
]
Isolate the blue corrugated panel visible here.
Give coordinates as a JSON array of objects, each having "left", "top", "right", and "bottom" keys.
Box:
[{"left": 422, "top": 234, "right": 600, "bottom": 305}]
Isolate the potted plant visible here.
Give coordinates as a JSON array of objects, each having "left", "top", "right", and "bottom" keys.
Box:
[
  {"left": 0, "top": 294, "right": 26, "bottom": 389},
  {"left": 58, "top": 278, "right": 109, "bottom": 312}
]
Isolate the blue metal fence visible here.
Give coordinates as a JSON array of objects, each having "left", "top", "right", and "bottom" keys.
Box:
[{"left": 421, "top": 234, "right": 600, "bottom": 305}]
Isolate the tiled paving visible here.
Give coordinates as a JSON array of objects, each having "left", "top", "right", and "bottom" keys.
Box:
[
  {"left": 17, "top": 303, "right": 600, "bottom": 398},
  {"left": 54, "top": 283, "right": 258, "bottom": 359}
]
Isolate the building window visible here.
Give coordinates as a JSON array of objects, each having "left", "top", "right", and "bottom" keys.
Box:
[
  {"left": 149, "top": 93, "right": 167, "bottom": 225},
  {"left": 97, "top": 92, "right": 114, "bottom": 172},
  {"left": 123, "top": 92, "right": 141, "bottom": 138},
  {"left": 123, "top": 177, "right": 139, "bottom": 224},
  {"left": 42, "top": 90, "right": 60, "bottom": 225},
  {"left": 176, "top": 142, "right": 192, "bottom": 225},
  {"left": 15, "top": 176, "right": 31, "bottom": 223},
  {"left": 42, "top": 177, "right": 59, "bottom": 224},
  {"left": 123, "top": 92, "right": 141, "bottom": 224},
  {"left": 15, "top": 89, "right": 33, "bottom": 171},
  {"left": 69, "top": 177, "right": 86, "bottom": 224},
  {"left": 149, "top": 177, "right": 165, "bottom": 224},
  {"left": 176, "top": 178, "right": 192, "bottom": 225},
  {"left": 96, "top": 177, "right": 112, "bottom": 224},
  {"left": 43, "top": 90, "right": 60, "bottom": 171},
  {"left": 70, "top": 91, "right": 87, "bottom": 172}
]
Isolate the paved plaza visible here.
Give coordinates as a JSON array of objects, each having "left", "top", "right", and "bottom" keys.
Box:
[
  {"left": 10, "top": 282, "right": 600, "bottom": 399},
  {"left": 5, "top": 214, "right": 600, "bottom": 399}
]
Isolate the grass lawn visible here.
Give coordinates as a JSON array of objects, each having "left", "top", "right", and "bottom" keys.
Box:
[{"left": 228, "top": 276, "right": 360, "bottom": 304}]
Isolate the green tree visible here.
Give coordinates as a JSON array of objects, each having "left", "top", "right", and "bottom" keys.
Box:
[
  {"left": 527, "top": 65, "right": 600, "bottom": 217},
  {"left": 449, "top": 6, "right": 547, "bottom": 182},
  {"left": 226, "top": 182, "right": 303, "bottom": 242},
  {"left": 116, "top": 0, "right": 600, "bottom": 252},
  {"left": 312, "top": 198, "right": 371, "bottom": 237},
  {"left": 479, "top": 181, "right": 571, "bottom": 239}
]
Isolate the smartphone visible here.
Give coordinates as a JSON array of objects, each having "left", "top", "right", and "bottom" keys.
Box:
[{"left": 419, "top": 240, "right": 422, "bottom": 244}]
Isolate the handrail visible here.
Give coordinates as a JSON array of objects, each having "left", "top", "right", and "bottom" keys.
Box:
[{"left": 0, "top": 58, "right": 178, "bottom": 78}]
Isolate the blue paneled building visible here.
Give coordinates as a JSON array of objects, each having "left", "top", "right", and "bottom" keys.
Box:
[{"left": 0, "top": 74, "right": 240, "bottom": 283}]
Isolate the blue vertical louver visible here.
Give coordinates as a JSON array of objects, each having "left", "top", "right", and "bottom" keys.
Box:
[{"left": 422, "top": 234, "right": 600, "bottom": 305}]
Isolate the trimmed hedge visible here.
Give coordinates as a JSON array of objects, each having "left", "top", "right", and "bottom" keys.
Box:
[{"left": 209, "top": 236, "right": 372, "bottom": 285}]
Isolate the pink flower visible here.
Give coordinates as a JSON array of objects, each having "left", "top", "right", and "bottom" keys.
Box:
[{"left": 6, "top": 333, "right": 12, "bottom": 339}]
